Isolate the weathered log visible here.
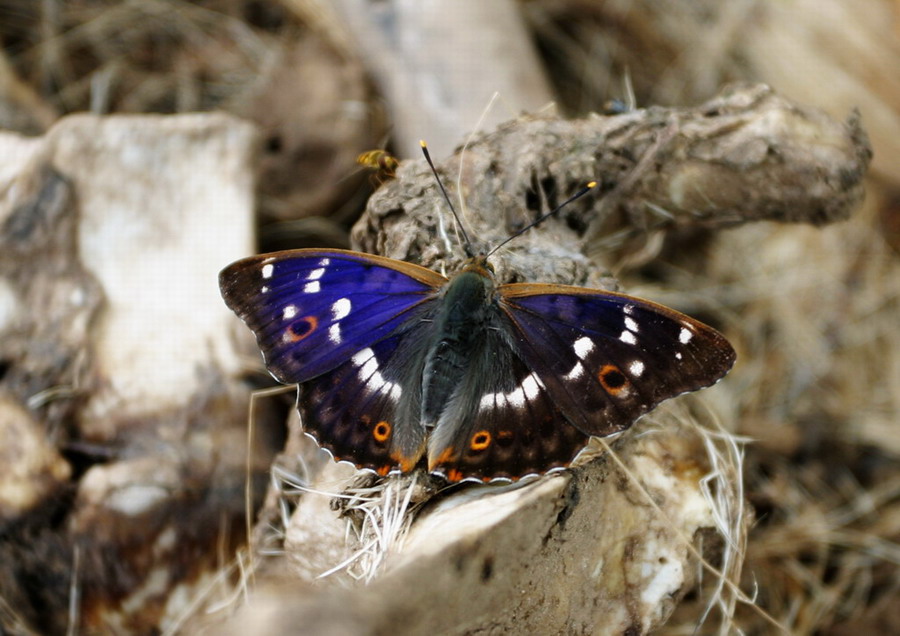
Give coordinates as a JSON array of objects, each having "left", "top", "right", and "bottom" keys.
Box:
[{"left": 218, "top": 84, "right": 869, "bottom": 634}]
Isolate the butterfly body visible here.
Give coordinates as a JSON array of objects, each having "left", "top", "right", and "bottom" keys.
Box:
[
  {"left": 220, "top": 248, "right": 735, "bottom": 483},
  {"left": 421, "top": 260, "right": 495, "bottom": 426}
]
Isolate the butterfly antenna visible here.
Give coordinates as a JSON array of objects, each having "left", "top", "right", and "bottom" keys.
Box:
[
  {"left": 487, "top": 181, "right": 597, "bottom": 257},
  {"left": 420, "top": 140, "right": 474, "bottom": 258}
]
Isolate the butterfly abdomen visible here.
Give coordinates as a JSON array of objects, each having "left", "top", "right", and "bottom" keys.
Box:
[{"left": 420, "top": 269, "right": 496, "bottom": 427}]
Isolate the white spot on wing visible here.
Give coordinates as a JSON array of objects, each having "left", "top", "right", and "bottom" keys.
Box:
[
  {"left": 619, "top": 330, "right": 637, "bottom": 345},
  {"left": 261, "top": 264, "right": 274, "bottom": 279},
  {"left": 623, "top": 304, "right": 635, "bottom": 315},
  {"left": 307, "top": 267, "right": 326, "bottom": 280},
  {"left": 352, "top": 348, "right": 375, "bottom": 366},
  {"left": 261, "top": 285, "right": 269, "bottom": 293},
  {"left": 479, "top": 393, "right": 496, "bottom": 410},
  {"left": 329, "top": 323, "right": 342, "bottom": 344},
  {"left": 373, "top": 371, "right": 402, "bottom": 400},
  {"left": 282, "top": 305, "right": 297, "bottom": 320},
  {"left": 353, "top": 347, "right": 401, "bottom": 400},
  {"left": 506, "top": 387, "right": 526, "bottom": 408},
  {"left": 521, "top": 373, "right": 543, "bottom": 398},
  {"left": 565, "top": 361, "right": 585, "bottom": 380},
  {"left": 624, "top": 316, "right": 639, "bottom": 332},
  {"left": 359, "top": 355, "right": 378, "bottom": 378},
  {"left": 629, "top": 360, "right": 645, "bottom": 377},
  {"left": 679, "top": 327, "right": 693, "bottom": 344},
  {"left": 675, "top": 352, "right": 683, "bottom": 360},
  {"left": 332, "top": 298, "right": 351, "bottom": 320},
  {"left": 318, "top": 258, "right": 331, "bottom": 266},
  {"left": 304, "top": 281, "right": 321, "bottom": 293},
  {"left": 479, "top": 373, "right": 544, "bottom": 411},
  {"left": 573, "top": 336, "right": 595, "bottom": 360}
]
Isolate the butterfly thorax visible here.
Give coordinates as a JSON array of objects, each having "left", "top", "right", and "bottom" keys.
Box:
[
  {"left": 459, "top": 253, "right": 494, "bottom": 278},
  {"left": 420, "top": 263, "right": 497, "bottom": 429}
]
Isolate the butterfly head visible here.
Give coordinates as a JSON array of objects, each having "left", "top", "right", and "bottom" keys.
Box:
[{"left": 460, "top": 253, "right": 495, "bottom": 280}]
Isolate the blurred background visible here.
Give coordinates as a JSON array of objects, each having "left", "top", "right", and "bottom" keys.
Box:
[{"left": 0, "top": 1, "right": 898, "bottom": 633}]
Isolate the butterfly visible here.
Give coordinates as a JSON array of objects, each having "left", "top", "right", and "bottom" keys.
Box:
[
  {"left": 222, "top": 142, "right": 734, "bottom": 483},
  {"left": 220, "top": 247, "right": 735, "bottom": 483}
]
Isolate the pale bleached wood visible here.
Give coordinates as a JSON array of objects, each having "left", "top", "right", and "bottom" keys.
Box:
[
  {"left": 224, "top": 416, "right": 728, "bottom": 634},
  {"left": 329, "top": 0, "right": 556, "bottom": 159},
  {"left": 0, "top": 114, "right": 265, "bottom": 634},
  {"left": 217, "top": 84, "right": 869, "bottom": 634}
]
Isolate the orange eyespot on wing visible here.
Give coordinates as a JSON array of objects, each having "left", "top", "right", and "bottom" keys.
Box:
[
  {"left": 373, "top": 420, "right": 392, "bottom": 444},
  {"left": 598, "top": 364, "right": 629, "bottom": 395},
  {"left": 470, "top": 431, "right": 492, "bottom": 451},
  {"left": 287, "top": 316, "right": 318, "bottom": 342}
]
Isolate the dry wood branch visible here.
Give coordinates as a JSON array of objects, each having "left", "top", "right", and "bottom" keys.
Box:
[
  {"left": 330, "top": 0, "right": 555, "bottom": 159},
  {"left": 225, "top": 410, "right": 745, "bottom": 635},
  {"left": 353, "top": 84, "right": 870, "bottom": 277},
  {"left": 215, "top": 83, "right": 868, "bottom": 635},
  {"left": 0, "top": 114, "right": 277, "bottom": 634}
]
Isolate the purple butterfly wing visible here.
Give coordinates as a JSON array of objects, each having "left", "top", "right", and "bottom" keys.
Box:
[
  {"left": 219, "top": 248, "right": 447, "bottom": 383},
  {"left": 499, "top": 283, "right": 736, "bottom": 437},
  {"left": 296, "top": 326, "right": 438, "bottom": 475},
  {"left": 425, "top": 339, "right": 589, "bottom": 483}
]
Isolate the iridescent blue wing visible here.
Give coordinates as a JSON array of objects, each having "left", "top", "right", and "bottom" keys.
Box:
[
  {"left": 498, "top": 284, "right": 736, "bottom": 437},
  {"left": 219, "top": 248, "right": 447, "bottom": 383},
  {"left": 220, "top": 248, "right": 448, "bottom": 474},
  {"left": 296, "top": 323, "right": 439, "bottom": 475}
]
